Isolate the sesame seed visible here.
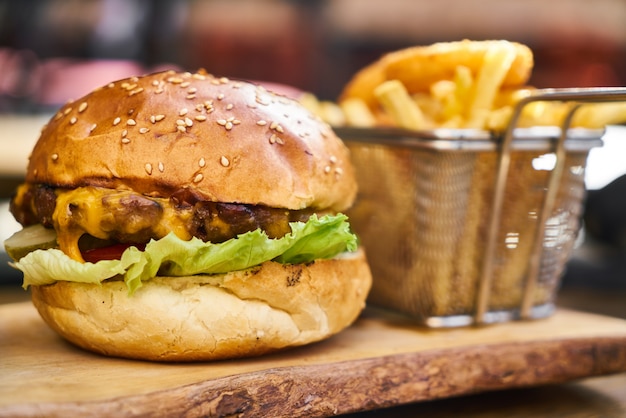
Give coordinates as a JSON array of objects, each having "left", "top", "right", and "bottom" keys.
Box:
[
  {"left": 107, "top": 83, "right": 115, "bottom": 88},
  {"left": 324, "top": 166, "right": 331, "bottom": 173},
  {"left": 219, "top": 77, "right": 229, "bottom": 84},
  {"left": 127, "top": 119, "right": 136, "bottom": 126},
  {"left": 220, "top": 156, "right": 230, "bottom": 167},
  {"left": 193, "top": 173, "right": 204, "bottom": 183},
  {"left": 145, "top": 163, "right": 153, "bottom": 175},
  {"left": 155, "top": 114, "right": 165, "bottom": 122},
  {"left": 269, "top": 134, "right": 284, "bottom": 144},
  {"left": 185, "top": 117, "right": 193, "bottom": 127},
  {"left": 176, "top": 119, "right": 186, "bottom": 126},
  {"left": 152, "top": 80, "right": 160, "bottom": 86},
  {"left": 128, "top": 109, "right": 135, "bottom": 115},
  {"left": 192, "top": 73, "right": 206, "bottom": 80},
  {"left": 256, "top": 120, "right": 267, "bottom": 126},
  {"left": 335, "top": 167, "right": 344, "bottom": 176},
  {"left": 51, "top": 153, "right": 59, "bottom": 161},
  {"left": 129, "top": 87, "right": 144, "bottom": 96},
  {"left": 186, "top": 94, "right": 196, "bottom": 100},
  {"left": 217, "top": 93, "right": 225, "bottom": 100},
  {"left": 179, "top": 108, "right": 188, "bottom": 116},
  {"left": 121, "top": 138, "right": 131, "bottom": 144},
  {"left": 177, "top": 125, "right": 187, "bottom": 133},
  {"left": 113, "top": 117, "right": 121, "bottom": 126},
  {"left": 180, "top": 81, "right": 191, "bottom": 88},
  {"left": 226, "top": 103, "right": 234, "bottom": 110},
  {"left": 89, "top": 123, "right": 97, "bottom": 133},
  {"left": 69, "top": 117, "right": 77, "bottom": 125},
  {"left": 255, "top": 96, "right": 270, "bottom": 106},
  {"left": 122, "top": 129, "right": 128, "bottom": 138},
  {"left": 64, "top": 107, "right": 72, "bottom": 115},
  {"left": 329, "top": 155, "right": 337, "bottom": 164},
  {"left": 54, "top": 112, "right": 63, "bottom": 121},
  {"left": 139, "top": 127, "right": 149, "bottom": 134},
  {"left": 188, "top": 87, "right": 197, "bottom": 94},
  {"left": 78, "top": 102, "right": 88, "bottom": 113},
  {"left": 158, "top": 162, "right": 164, "bottom": 172},
  {"left": 217, "top": 116, "right": 240, "bottom": 131},
  {"left": 195, "top": 115, "right": 207, "bottom": 122},
  {"left": 270, "top": 121, "right": 284, "bottom": 133},
  {"left": 150, "top": 115, "right": 156, "bottom": 124},
  {"left": 155, "top": 88, "right": 164, "bottom": 94},
  {"left": 199, "top": 157, "right": 206, "bottom": 167},
  {"left": 167, "top": 77, "right": 183, "bottom": 84},
  {"left": 195, "top": 104, "right": 204, "bottom": 112}
]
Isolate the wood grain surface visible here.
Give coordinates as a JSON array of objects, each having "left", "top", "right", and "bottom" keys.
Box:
[{"left": 1, "top": 302, "right": 626, "bottom": 417}]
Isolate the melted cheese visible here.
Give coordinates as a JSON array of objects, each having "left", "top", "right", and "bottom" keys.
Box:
[{"left": 52, "top": 187, "right": 192, "bottom": 262}]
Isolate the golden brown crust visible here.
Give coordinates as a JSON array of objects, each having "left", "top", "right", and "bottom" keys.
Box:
[
  {"left": 27, "top": 70, "right": 357, "bottom": 211},
  {"left": 30, "top": 249, "right": 372, "bottom": 361}
]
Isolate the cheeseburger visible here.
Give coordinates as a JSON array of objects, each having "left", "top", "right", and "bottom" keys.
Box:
[{"left": 5, "top": 69, "right": 372, "bottom": 361}]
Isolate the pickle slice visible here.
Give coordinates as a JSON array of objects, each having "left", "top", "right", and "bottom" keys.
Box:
[{"left": 4, "top": 224, "right": 58, "bottom": 261}]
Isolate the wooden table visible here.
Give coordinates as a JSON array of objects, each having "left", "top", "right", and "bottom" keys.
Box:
[{"left": 1, "top": 285, "right": 625, "bottom": 417}]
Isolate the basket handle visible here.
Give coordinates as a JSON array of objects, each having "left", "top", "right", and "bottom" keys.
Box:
[{"left": 475, "top": 87, "right": 626, "bottom": 324}]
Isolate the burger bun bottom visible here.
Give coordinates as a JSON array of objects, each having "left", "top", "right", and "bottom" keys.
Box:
[{"left": 31, "top": 249, "right": 372, "bottom": 362}]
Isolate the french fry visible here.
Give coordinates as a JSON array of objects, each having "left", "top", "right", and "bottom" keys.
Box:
[
  {"left": 486, "top": 106, "right": 513, "bottom": 131},
  {"left": 572, "top": 103, "right": 626, "bottom": 128},
  {"left": 335, "top": 40, "right": 623, "bottom": 132},
  {"left": 413, "top": 92, "right": 443, "bottom": 123},
  {"left": 318, "top": 101, "right": 347, "bottom": 127},
  {"left": 466, "top": 42, "right": 517, "bottom": 129},
  {"left": 451, "top": 65, "right": 474, "bottom": 117},
  {"left": 374, "top": 80, "right": 426, "bottom": 130},
  {"left": 298, "top": 92, "right": 323, "bottom": 117},
  {"left": 340, "top": 97, "right": 377, "bottom": 127}
]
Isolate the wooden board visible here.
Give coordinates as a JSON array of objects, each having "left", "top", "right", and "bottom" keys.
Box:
[{"left": 1, "top": 302, "right": 626, "bottom": 417}]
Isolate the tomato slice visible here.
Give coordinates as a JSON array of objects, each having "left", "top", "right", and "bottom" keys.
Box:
[{"left": 82, "top": 243, "right": 146, "bottom": 263}]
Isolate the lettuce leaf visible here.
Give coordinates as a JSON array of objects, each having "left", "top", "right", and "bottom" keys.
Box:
[{"left": 12, "top": 214, "right": 357, "bottom": 294}]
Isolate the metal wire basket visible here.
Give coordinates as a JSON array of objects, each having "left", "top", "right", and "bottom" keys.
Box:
[{"left": 339, "top": 87, "right": 626, "bottom": 327}]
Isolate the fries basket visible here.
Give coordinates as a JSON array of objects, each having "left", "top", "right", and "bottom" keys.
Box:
[{"left": 340, "top": 88, "right": 626, "bottom": 327}]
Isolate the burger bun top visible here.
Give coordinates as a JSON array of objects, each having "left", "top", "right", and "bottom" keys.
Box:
[{"left": 26, "top": 70, "right": 357, "bottom": 211}]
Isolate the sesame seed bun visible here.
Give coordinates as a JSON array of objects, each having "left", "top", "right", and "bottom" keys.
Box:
[
  {"left": 18, "top": 69, "right": 371, "bottom": 361},
  {"left": 31, "top": 249, "right": 371, "bottom": 361},
  {"left": 27, "top": 70, "right": 357, "bottom": 211}
]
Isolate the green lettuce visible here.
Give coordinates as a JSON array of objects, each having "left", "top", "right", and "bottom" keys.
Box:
[{"left": 12, "top": 214, "right": 357, "bottom": 294}]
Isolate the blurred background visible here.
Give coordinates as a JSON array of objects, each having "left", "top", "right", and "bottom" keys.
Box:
[
  {"left": 0, "top": 0, "right": 625, "bottom": 300},
  {"left": 1, "top": 0, "right": 625, "bottom": 108}
]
